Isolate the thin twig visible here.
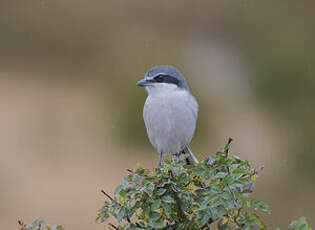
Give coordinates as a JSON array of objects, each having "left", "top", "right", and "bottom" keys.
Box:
[
  {"left": 126, "top": 214, "right": 145, "bottom": 229},
  {"left": 234, "top": 208, "right": 242, "bottom": 226},
  {"left": 103, "top": 183, "right": 144, "bottom": 229},
  {"left": 101, "top": 190, "right": 114, "bottom": 201},
  {"left": 169, "top": 170, "right": 186, "bottom": 222},
  {"left": 127, "top": 169, "right": 135, "bottom": 174},
  {"left": 224, "top": 137, "right": 233, "bottom": 156},
  {"left": 224, "top": 137, "right": 233, "bottom": 174},
  {"left": 253, "top": 165, "right": 264, "bottom": 175},
  {"left": 200, "top": 222, "right": 212, "bottom": 230},
  {"left": 173, "top": 189, "right": 185, "bottom": 222},
  {"left": 18, "top": 220, "right": 24, "bottom": 226},
  {"left": 108, "top": 223, "right": 120, "bottom": 230},
  {"left": 224, "top": 137, "right": 237, "bottom": 208}
]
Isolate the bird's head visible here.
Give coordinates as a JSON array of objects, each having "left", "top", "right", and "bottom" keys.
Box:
[{"left": 137, "top": 65, "right": 189, "bottom": 94}]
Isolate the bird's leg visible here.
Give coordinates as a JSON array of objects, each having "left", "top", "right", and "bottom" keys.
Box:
[{"left": 157, "top": 152, "right": 163, "bottom": 168}]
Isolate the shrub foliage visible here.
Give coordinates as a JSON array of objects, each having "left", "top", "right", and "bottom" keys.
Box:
[
  {"left": 96, "top": 139, "right": 310, "bottom": 230},
  {"left": 18, "top": 139, "right": 311, "bottom": 230}
]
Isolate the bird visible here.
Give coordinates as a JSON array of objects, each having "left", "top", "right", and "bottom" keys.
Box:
[{"left": 137, "top": 65, "right": 199, "bottom": 168}]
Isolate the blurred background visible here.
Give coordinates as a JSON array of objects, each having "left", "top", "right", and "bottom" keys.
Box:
[{"left": 1, "top": 0, "right": 314, "bottom": 229}]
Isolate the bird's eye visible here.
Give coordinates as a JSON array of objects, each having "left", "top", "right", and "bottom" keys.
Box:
[{"left": 154, "top": 75, "right": 164, "bottom": 82}]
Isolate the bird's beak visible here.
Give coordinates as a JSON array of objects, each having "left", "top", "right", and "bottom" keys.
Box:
[{"left": 136, "top": 79, "right": 149, "bottom": 87}]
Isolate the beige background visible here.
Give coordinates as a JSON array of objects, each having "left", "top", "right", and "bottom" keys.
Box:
[{"left": 0, "top": 1, "right": 314, "bottom": 229}]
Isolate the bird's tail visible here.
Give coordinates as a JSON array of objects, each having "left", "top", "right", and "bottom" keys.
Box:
[{"left": 178, "top": 146, "right": 199, "bottom": 165}]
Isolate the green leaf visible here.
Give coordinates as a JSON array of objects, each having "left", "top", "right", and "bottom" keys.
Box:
[
  {"left": 256, "top": 219, "right": 265, "bottom": 229},
  {"left": 153, "top": 219, "right": 164, "bottom": 229},
  {"left": 157, "top": 188, "right": 167, "bottom": 196},
  {"left": 289, "top": 217, "right": 310, "bottom": 230},
  {"left": 114, "top": 185, "right": 123, "bottom": 195},
  {"left": 117, "top": 208, "right": 126, "bottom": 222},
  {"left": 260, "top": 203, "right": 270, "bottom": 213},
  {"left": 215, "top": 172, "right": 227, "bottom": 179},
  {"left": 162, "top": 195, "right": 174, "bottom": 203},
  {"left": 232, "top": 168, "right": 248, "bottom": 175},
  {"left": 229, "top": 164, "right": 239, "bottom": 173},
  {"left": 200, "top": 212, "right": 210, "bottom": 226},
  {"left": 151, "top": 199, "right": 161, "bottom": 210},
  {"left": 150, "top": 211, "right": 161, "bottom": 221},
  {"left": 221, "top": 192, "right": 230, "bottom": 200}
]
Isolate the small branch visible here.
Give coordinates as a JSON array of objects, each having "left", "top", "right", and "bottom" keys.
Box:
[
  {"left": 102, "top": 189, "right": 144, "bottom": 229},
  {"left": 169, "top": 170, "right": 186, "bottom": 222},
  {"left": 101, "top": 190, "right": 114, "bottom": 202},
  {"left": 18, "top": 220, "right": 23, "bottom": 226},
  {"left": 173, "top": 189, "right": 185, "bottom": 222},
  {"left": 102, "top": 181, "right": 144, "bottom": 229},
  {"left": 223, "top": 137, "right": 233, "bottom": 175},
  {"left": 227, "top": 184, "right": 236, "bottom": 200},
  {"left": 126, "top": 214, "right": 145, "bottom": 229},
  {"left": 127, "top": 169, "right": 135, "bottom": 174},
  {"left": 234, "top": 208, "right": 242, "bottom": 225},
  {"left": 18, "top": 220, "right": 24, "bottom": 226},
  {"left": 108, "top": 223, "right": 120, "bottom": 230},
  {"left": 253, "top": 165, "right": 264, "bottom": 175},
  {"left": 200, "top": 222, "right": 212, "bottom": 230},
  {"left": 184, "top": 220, "right": 194, "bottom": 229},
  {"left": 224, "top": 137, "right": 233, "bottom": 156},
  {"left": 223, "top": 137, "right": 237, "bottom": 209}
]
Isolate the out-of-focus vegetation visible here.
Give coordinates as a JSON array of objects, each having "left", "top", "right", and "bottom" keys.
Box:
[
  {"left": 18, "top": 219, "right": 63, "bottom": 230},
  {"left": 1, "top": 0, "right": 315, "bottom": 229}
]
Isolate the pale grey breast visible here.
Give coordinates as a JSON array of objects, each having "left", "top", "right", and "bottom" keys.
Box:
[{"left": 143, "top": 89, "right": 198, "bottom": 154}]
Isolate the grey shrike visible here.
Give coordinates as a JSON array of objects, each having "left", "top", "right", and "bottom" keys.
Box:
[{"left": 137, "top": 65, "right": 199, "bottom": 168}]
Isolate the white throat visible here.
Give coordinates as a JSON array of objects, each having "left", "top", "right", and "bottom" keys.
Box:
[{"left": 145, "top": 83, "right": 181, "bottom": 96}]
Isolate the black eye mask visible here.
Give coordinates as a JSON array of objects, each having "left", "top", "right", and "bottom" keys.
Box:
[{"left": 153, "top": 75, "right": 179, "bottom": 85}]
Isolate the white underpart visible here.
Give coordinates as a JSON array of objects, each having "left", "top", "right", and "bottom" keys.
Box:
[{"left": 143, "top": 83, "right": 198, "bottom": 155}]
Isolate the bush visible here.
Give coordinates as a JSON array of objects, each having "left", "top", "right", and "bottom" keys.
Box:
[
  {"left": 18, "top": 139, "right": 311, "bottom": 230},
  {"left": 96, "top": 139, "right": 310, "bottom": 230}
]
